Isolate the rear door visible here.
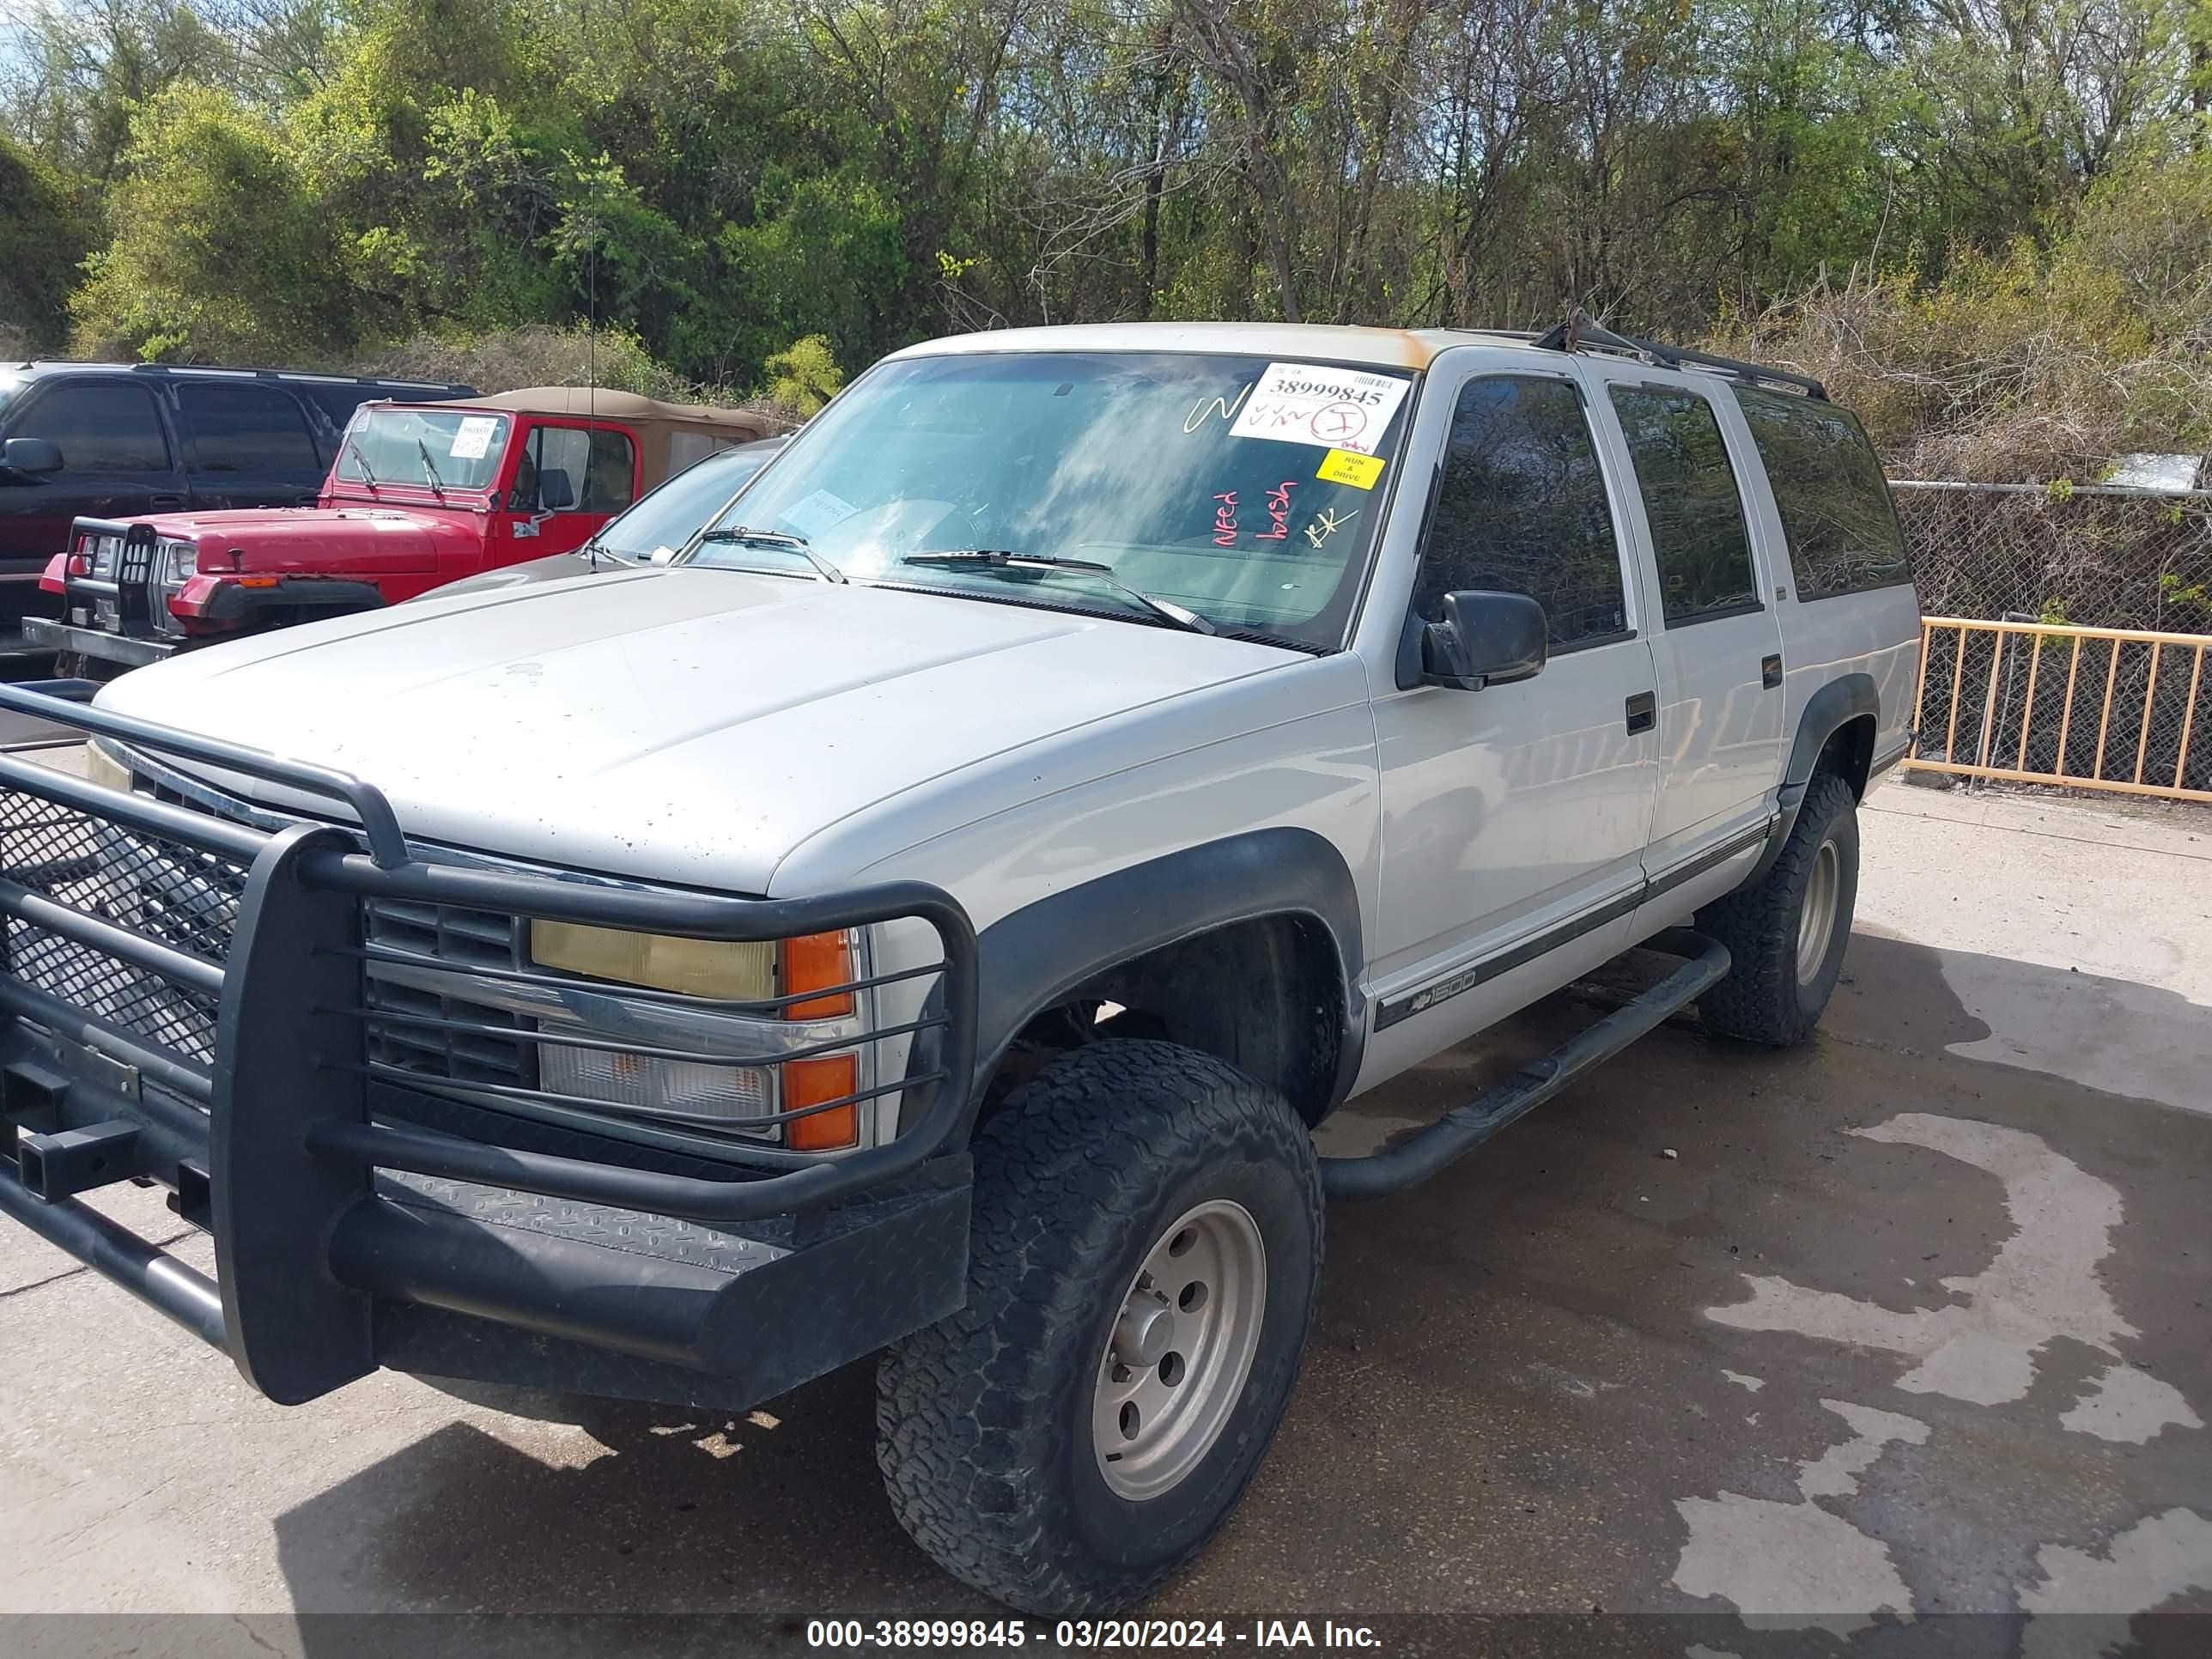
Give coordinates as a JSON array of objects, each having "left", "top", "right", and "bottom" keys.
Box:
[
  {"left": 173, "top": 380, "right": 327, "bottom": 510},
  {"left": 1586, "top": 370, "right": 1787, "bottom": 883},
  {"left": 0, "top": 376, "right": 186, "bottom": 627}
]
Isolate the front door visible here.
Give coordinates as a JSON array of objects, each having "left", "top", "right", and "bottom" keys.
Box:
[
  {"left": 493, "top": 422, "right": 641, "bottom": 574},
  {"left": 0, "top": 378, "right": 185, "bottom": 627},
  {"left": 1366, "top": 368, "right": 1662, "bottom": 1062},
  {"left": 1585, "top": 373, "right": 1787, "bottom": 876}
]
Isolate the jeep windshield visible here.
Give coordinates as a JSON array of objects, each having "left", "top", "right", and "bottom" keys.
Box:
[
  {"left": 334, "top": 407, "right": 510, "bottom": 491},
  {"left": 683, "top": 351, "right": 1416, "bottom": 648}
]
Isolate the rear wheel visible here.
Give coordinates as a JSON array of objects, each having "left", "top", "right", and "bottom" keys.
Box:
[
  {"left": 877, "top": 1039, "right": 1322, "bottom": 1614},
  {"left": 1695, "top": 770, "right": 1860, "bottom": 1046}
]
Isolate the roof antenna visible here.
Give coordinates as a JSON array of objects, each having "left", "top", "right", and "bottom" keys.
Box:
[{"left": 583, "top": 71, "right": 602, "bottom": 573}]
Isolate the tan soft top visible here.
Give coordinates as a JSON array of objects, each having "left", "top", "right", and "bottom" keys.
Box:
[
  {"left": 474, "top": 387, "right": 772, "bottom": 433},
  {"left": 416, "top": 386, "right": 777, "bottom": 490}
]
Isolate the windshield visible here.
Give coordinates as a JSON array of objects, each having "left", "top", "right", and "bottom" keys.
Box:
[
  {"left": 596, "top": 445, "right": 779, "bottom": 560},
  {"left": 335, "top": 407, "right": 510, "bottom": 490},
  {"left": 684, "top": 351, "right": 1417, "bottom": 647}
]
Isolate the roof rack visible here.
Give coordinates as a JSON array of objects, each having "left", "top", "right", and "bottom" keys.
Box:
[
  {"left": 1525, "top": 309, "right": 1826, "bottom": 400},
  {"left": 125, "top": 363, "right": 470, "bottom": 392}
]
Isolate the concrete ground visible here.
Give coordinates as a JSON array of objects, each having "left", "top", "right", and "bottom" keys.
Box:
[{"left": 1, "top": 775, "right": 2207, "bottom": 1654}]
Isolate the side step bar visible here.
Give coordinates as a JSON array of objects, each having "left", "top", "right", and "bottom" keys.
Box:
[{"left": 1321, "top": 929, "right": 1730, "bottom": 1200}]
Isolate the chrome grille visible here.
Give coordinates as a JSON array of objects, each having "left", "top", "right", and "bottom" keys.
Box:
[
  {"left": 362, "top": 897, "right": 534, "bottom": 1087},
  {"left": 0, "top": 786, "right": 244, "bottom": 1062}
]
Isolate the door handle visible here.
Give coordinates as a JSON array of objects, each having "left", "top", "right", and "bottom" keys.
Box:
[
  {"left": 1761, "top": 653, "right": 1784, "bottom": 690},
  {"left": 149, "top": 494, "right": 186, "bottom": 511},
  {"left": 1626, "top": 691, "right": 1656, "bottom": 735}
]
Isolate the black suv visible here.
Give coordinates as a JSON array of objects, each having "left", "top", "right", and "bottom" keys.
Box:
[{"left": 0, "top": 362, "right": 475, "bottom": 634}]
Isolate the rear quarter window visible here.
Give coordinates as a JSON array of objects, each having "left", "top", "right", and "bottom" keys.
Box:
[{"left": 1735, "top": 387, "right": 1912, "bottom": 601}]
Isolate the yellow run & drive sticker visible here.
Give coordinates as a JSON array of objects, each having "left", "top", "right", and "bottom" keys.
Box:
[{"left": 1316, "top": 448, "right": 1385, "bottom": 489}]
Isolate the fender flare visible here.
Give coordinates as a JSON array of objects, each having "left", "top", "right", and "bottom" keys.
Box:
[
  {"left": 960, "top": 826, "right": 1367, "bottom": 1127},
  {"left": 1781, "top": 672, "right": 1880, "bottom": 801},
  {"left": 202, "top": 576, "right": 389, "bottom": 624},
  {"left": 1747, "top": 672, "right": 1880, "bottom": 884}
]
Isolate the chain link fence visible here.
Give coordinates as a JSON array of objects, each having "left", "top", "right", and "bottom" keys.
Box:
[
  {"left": 1892, "top": 481, "right": 2212, "bottom": 802},
  {"left": 1891, "top": 480, "right": 2212, "bottom": 634}
]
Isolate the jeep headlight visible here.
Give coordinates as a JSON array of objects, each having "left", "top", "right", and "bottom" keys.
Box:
[
  {"left": 526, "top": 921, "right": 863, "bottom": 1150},
  {"left": 162, "top": 538, "right": 198, "bottom": 580}
]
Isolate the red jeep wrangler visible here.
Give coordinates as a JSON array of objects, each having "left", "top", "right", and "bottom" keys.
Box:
[{"left": 29, "top": 387, "right": 771, "bottom": 673}]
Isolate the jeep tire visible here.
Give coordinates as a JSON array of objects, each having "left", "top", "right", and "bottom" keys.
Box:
[
  {"left": 1695, "top": 770, "right": 1860, "bottom": 1046},
  {"left": 877, "top": 1039, "right": 1323, "bottom": 1614}
]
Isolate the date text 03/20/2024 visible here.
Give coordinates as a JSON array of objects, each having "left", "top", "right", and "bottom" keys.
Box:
[{"left": 805, "top": 1620, "right": 1384, "bottom": 1650}]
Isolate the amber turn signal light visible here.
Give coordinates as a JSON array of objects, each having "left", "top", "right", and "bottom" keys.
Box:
[
  {"left": 784, "top": 1054, "right": 859, "bottom": 1151},
  {"left": 781, "top": 931, "right": 854, "bottom": 1020}
]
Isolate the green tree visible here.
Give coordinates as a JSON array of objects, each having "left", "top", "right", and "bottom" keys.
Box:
[
  {"left": 762, "top": 333, "right": 844, "bottom": 415},
  {"left": 0, "top": 137, "right": 93, "bottom": 350},
  {"left": 70, "top": 83, "right": 355, "bottom": 362}
]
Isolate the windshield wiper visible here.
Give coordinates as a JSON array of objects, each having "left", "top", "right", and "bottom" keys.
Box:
[
  {"left": 344, "top": 437, "right": 380, "bottom": 495},
  {"left": 415, "top": 439, "right": 448, "bottom": 501},
  {"left": 695, "top": 526, "right": 845, "bottom": 583},
  {"left": 897, "top": 550, "right": 1216, "bottom": 635}
]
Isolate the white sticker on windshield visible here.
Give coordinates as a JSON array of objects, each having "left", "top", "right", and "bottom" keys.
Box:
[
  {"left": 779, "top": 488, "right": 860, "bottom": 541},
  {"left": 449, "top": 416, "right": 499, "bottom": 460},
  {"left": 1227, "top": 362, "right": 1408, "bottom": 455}
]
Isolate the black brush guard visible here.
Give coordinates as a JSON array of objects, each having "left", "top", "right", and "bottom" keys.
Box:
[{"left": 0, "top": 682, "right": 980, "bottom": 1409}]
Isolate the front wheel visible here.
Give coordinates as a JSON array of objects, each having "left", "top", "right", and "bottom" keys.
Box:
[
  {"left": 877, "top": 1040, "right": 1322, "bottom": 1614},
  {"left": 1695, "top": 770, "right": 1861, "bottom": 1045}
]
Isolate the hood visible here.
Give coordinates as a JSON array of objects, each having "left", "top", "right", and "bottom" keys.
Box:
[
  {"left": 151, "top": 506, "right": 478, "bottom": 574},
  {"left": 418, "top": 549, "right": 614, "bottom": 600},
  {"left": 95, "top": 567, "right": 1296, "bottom": 892}
]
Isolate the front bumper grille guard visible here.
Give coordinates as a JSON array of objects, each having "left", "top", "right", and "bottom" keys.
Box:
[{"left": 0, "top": 682, "right": 980, "bottom": 1406}]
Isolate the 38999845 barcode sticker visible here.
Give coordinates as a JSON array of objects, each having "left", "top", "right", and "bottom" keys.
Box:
[{"left": 1229, "top": 362, "right": 1409, "bottom": 455}]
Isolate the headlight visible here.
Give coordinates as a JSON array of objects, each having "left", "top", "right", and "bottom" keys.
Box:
[
  {"left": 526, "top": 921, "right": 864, "bottom": 1150},
  {"left": 529, "top": 920, "right": 777, "bottom": 999},
  {"left": 538, "top": 1034, "right": 776, "bottom": 1127},
  {"left": 161, "top": 539, "right": 197, "bottom": 580},
  {"left": 89, "top": 537, "right": 119, "bottom": 577},
  {"left": 528, "top": 920, "right": 854, "bottom": 1014}
]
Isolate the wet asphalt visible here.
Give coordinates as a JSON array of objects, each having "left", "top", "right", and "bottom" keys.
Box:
[{"left": 0, "top": 784, "right": 2206, "bottom": 1656}]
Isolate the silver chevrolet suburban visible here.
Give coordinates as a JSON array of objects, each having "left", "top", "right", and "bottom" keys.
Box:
[{"left": 0, "top": 319, "right": 1919, "bottom": 1613}]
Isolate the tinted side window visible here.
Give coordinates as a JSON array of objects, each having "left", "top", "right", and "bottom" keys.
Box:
[
  {"left": 513, "top": 426, "right": 636, "bottom": 514},
  {"left": 23, "top": 382, "right": 170, "bottom": 471},
  {"left": 178, "top": 383, "right": 321, "bottom": 474},
  {"left": 1735, "top": 387, "right": 1911, "bottom": 600},
  {"left": 1607, "top": 384, "right": 1758, "bottom": 624},
  {"left": 1413, "top": 375, "right": 1626, "bottom": 648}
]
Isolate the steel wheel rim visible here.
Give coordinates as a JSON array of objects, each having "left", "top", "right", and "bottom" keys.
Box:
[
  {"left": 1092, "top": 1198, "right": 1267, "bottom": 1502},
  {"left": 1797, "top": 838, "right": 1840, "bottom": 984}
]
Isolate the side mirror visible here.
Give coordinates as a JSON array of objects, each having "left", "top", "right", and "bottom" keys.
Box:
[
  {"left": 1419, "top": 590, "right": 1548, "bottom": 691},
  {"left": 1, "top": 437, "right": 63, "bottom": 477},
  {"left": 537, "top": 471, "right": 576, "bottom": 513}
]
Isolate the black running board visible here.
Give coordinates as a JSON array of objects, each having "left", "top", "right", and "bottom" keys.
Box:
[{"left": 1321, "top": 928, "right": 1731, "bottom": 1200}]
